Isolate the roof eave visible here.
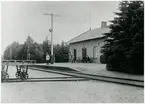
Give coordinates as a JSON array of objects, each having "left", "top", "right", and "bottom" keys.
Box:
[{"left": 69, "top": 36, "right": 106, "bottom": 44}]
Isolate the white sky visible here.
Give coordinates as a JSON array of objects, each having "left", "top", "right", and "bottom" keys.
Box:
[{"left": 1, "top": 1, "right": 120, "bottom": 54}]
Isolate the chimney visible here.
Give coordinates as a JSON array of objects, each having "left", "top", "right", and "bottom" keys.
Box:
[{"left": 101, "top": 21, "right": 107, "bottom": 28}]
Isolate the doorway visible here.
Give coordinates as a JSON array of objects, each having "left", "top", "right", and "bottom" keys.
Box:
[{"left": 73, "top": 49, "right": 77, "bottom": 60}]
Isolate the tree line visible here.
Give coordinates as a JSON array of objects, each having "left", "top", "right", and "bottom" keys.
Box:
[{"left": 3, "top": 36, "right": 69, "bottom": 63}]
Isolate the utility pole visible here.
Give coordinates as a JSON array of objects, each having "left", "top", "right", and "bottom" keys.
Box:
[
  {"left": 44, "top": 13, "right": 60, "bottom": 64},
  {"left": 27, "top": 43, "right": 29, "bottom": 60}
]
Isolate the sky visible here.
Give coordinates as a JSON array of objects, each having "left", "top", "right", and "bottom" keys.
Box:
[{"left": 1, "top": 1, "right": 120, "bottom": 54}]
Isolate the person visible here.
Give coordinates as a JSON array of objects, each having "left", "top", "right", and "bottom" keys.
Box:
[
  {"left": 17, "top": 66, "right": 21, "bottom": 75},
  {"left": 72, "top": 55, "right": 76, "bottom": 63},
  {"left": 15, "top": 65, "right": 21, "bottom": 79},
  {"left": 71, "top": 55, "right": 73, "bottom": 63},
  {"left": 82, "top": 55, "right": 86, "bottom": 63},
  {"left": 86, "top": 55, "right": 90, "bottom": 63},
  {"left": 46, "top": 52, "right": 50, "bottom": 65}
]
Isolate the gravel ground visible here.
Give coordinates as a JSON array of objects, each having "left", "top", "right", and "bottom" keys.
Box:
[
  {"left": 37, "top": 63, "right": 144, "bottom": 81},
  {"left": 1, "top": 66, "right": 144, "bottom": 103}
]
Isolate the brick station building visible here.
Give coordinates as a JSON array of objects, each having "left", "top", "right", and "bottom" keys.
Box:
[{"left": 67, "top": 21, "right": 110, "bottom": 63}]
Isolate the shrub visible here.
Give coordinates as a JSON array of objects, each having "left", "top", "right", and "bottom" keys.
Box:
[{"left": 100, "top": 55, "right": 106, "bottom": 64}]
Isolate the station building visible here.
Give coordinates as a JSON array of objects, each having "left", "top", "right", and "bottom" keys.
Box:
[{"left": 67, "top": 21, "right": 110, "bottom": 63}]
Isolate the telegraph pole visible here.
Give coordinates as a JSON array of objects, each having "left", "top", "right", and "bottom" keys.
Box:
[
  {"left": 44, "top": 13, "right": 60, "bottom": 64},
  {"left": 27, "top": 43, "right": 29, "bottom": 60}
]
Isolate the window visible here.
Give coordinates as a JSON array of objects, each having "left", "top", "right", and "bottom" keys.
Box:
[
  {"left": 82, "top": 48, "right": 87, "bottom": 58},
  {"left": 93, "top": 46, "right": 98, "bottom": 58}
]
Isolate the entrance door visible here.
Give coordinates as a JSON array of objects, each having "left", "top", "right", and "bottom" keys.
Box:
[{"left": 74, "top": 49, "right": 77, "bottom": 60}]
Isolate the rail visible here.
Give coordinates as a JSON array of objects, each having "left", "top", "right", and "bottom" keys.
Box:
[{"left": 29, "top": 67, "right": 144, "bottom": 87}]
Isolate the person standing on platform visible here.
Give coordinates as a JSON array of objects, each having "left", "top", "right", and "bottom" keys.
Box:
[{"left": 46, "top": 52, "right": 50, "bottom": 65}]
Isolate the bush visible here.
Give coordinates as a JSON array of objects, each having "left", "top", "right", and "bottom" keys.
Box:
[
  {"left": 102, "top": 1, "right": 144, "bottom": 74},
  {"left": 100, "top": 55, "right": 106, "bottom": 64}
]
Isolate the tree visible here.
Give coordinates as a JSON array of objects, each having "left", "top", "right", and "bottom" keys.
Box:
[
  {"left": 33, "top": 42, "right": 45, "bottom": 63},
  {"left": 54, "top": 41, "right": 69, "bottom": 62},
  {"left": 3, "top": 41, "right": 19, "bottom": 60},
  {"left": 15, "top": 44, "right": 24, "bottom": 60},
  {"left": 24, "top": 36, "right": 34, "bottom": 60},
  {"left": 42, "top": 36, "right": 51, "bottom": 54},
  {"left": 11, "top": 42, "right": 20, "bottom": 59},
  {"left": 102, "top": 1, "right": 144, "bottom": 74},
  {"left": 3, "top": 45, "right": 11, "bottom": 60},
  {"left": 3, "top": 35, "right": 69, "bottom": 63}
]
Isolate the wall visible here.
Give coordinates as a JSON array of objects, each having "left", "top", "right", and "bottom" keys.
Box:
[{"left": 69, "top": 38, "right": 105, "bottom": 63}]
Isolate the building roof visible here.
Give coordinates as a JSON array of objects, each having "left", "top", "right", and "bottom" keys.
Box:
[{"left": 68, "top": 27, "right": 110, "bottom": 44}]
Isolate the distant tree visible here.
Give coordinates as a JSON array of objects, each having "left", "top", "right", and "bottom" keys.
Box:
[
  {"left": 3, "top": 45, "right": 11, "bottom": 60},
  {"left": 3, "top": 35, "right": 69, "bottom": 63},
  {"left": 25, "top": 36, "right": 34, "bottom": 45},
  {"left": 42, "top": 36, "right": 51, "bottom": 54},
  {"left": 11, "top": 42, "right": 19, "bottom": 59},
  {"left": 33, "top": 42, "right": 44, "bottom": 63},
  {"left": 54, "top": 41, "right": 69, "bottom": 62},
  {"left": 101, "top": 1, "right": 144, "bottom": 74},
  {"left": 16, "top": 44, "right": 24, "bottom": 60},
  {"left": 3, "top": 41, "right": 19, "bottom": 60},
  {"left": 24, "top": 36, "right": 34, "bottom": 60}
]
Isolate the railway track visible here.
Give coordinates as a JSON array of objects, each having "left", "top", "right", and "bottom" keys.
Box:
[
  {"left": 3, "top": 77, "right": 89, "bottom": 83},
  {"left": 29, "top": 67, "right": 144, "bottom": 87}
]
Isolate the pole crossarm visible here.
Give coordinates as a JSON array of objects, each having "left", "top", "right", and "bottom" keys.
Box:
[{"left": 44, "top": 13, "right": 60, "bottom": 17}]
